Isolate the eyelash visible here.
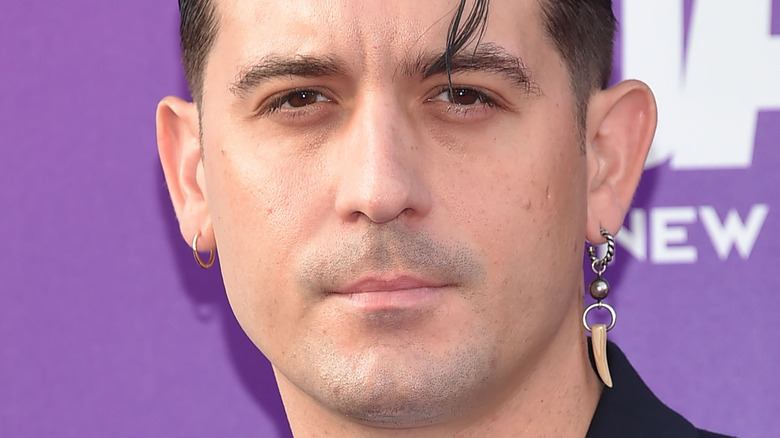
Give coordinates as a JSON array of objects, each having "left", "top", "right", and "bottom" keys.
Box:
[
  {"left": 254, "top": 85, "right": 502, "bottom": 120},
  {"left": 258, "top": 88, "right": 333, "bottom": 117},
  {"left": 426, "top": 86, "right": 504, "bottom": 121},
  {"left": 428, "top": 86, "right": 498, "bottom": 108}
]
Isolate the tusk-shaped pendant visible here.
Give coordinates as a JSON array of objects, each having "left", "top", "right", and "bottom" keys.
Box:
[{"left": 591, "top": 323, "right": 612, "bottom": 388}]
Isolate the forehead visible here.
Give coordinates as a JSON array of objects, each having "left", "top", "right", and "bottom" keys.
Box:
[{"left": 206, "top": 0, "right": 551, "bottom": 79}]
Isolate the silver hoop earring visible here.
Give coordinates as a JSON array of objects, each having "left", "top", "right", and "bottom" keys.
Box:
[
  {"left": 583, "top": 228, "right": 616, "bottom": 388},
  {"left": 192, "top": 231, "right": 215, "bottom": 269}
]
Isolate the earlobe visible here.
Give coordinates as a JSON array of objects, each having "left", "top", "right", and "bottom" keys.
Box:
[
  {"left": 584, "top": 80, "right": 658, "bottom": 243},
  {"left": 156, "top": 96, "right": 216, "bottom": 250}
]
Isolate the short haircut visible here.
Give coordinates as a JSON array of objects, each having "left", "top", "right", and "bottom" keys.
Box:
[
  {"left": 178, "top": 0, "right": 219, "bottom": 106},
  {"left": 178, "top": 0, "right": 616, "bottom": 122},
  {"left": 539, "top": 0, "right": 616, "bottom": 130}
]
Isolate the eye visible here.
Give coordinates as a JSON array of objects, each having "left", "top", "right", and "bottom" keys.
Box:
[
  {"left": 428, "top": 87, "right": 495, "bottom": 106},
  {"left": 266, "top": 89, "right": 332, "bottom": 113}
]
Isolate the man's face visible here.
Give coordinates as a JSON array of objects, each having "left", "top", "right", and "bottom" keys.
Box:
[{"left": 199, "top": 0, "right": 588, "bottom": 427}]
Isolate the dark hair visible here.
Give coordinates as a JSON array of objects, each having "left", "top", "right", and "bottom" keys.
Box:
[
  {"left": 178, "top": 0, "right": 616, "bottom": 119},
  {"left": 178, "top": 0, "right": 219, "bottom": 105},
  {"left": 431, "top": 0, "right": 615, "bottom": 134},
  {"left": 539, "top": 0, "right": 617, "bottom": 130}
]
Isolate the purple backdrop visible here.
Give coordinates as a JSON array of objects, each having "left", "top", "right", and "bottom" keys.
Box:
[{"left": 1, "top": 1, "right": 777, "bottom": 437}]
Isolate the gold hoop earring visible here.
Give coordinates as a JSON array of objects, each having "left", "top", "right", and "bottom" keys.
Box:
[
  {"left": 192, "top": 232, "right": 215, "bottom": 269},
  {"left": 583, "top": 228, "right": 616, "bottom": 388}
]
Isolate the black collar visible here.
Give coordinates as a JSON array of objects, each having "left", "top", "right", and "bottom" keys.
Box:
[{"left": 585, "top": 341, "right": 732, "bottom": 438}]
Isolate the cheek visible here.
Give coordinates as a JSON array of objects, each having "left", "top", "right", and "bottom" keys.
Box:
[
  {"left": 208, "top": 148, "right": 310, "bottom": 255},
  {"left": 432, "top": 109, "right": 588, "bottom": 311},
  {"left": 203, "top": 142, "right": 328, "bottom": 349},
  {"left": 438, "top": 115, "right": 586, "bottom": 244}
]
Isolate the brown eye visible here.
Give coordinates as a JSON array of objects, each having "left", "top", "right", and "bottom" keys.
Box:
[
  {"left": 265, "top": 89, "right": 332, "bottom": 114},
  {"left": 451, "top": 88, "right": 480, "bottom": 105},
  {"left": 428, "top": 87, "right": 494, "bottom": 107},
  {"left": 287, "top": 90, "right": 320, "bottom": 107}
]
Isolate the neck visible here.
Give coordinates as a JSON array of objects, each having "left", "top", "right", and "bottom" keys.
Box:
[{"left": 276, "top": 305, "right": 603, "bottom": 437}]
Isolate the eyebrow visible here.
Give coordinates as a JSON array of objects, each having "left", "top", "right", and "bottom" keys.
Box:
[
  {"left": 229, "top": 55, "right": 348, "bottom": 97},
  {"left": 228, "top": 43, "right": 539, "bottom": 98},
  {"left": 403, "top": 42, "right": 539, "bottom": 94}
]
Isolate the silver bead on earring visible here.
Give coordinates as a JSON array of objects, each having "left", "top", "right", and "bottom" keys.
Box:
[{"left": 583, "top": 228, "right": 617, "bottom": 388}]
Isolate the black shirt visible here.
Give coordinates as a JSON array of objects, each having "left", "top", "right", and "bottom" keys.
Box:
[{"left": 585, "top": 342, "right": 735, "bottom": 438}]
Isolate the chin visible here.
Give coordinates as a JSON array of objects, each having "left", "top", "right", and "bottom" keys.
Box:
[{"left": 289, "top": 331, "right": 497, "bottom": 428}]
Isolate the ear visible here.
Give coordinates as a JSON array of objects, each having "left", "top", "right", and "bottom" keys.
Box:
[
  {"left": 584, "top": 80, "right": 657, "bottom": 243},
  {"left": 156, "top": 96, "right": 215, "bottom": 251}
]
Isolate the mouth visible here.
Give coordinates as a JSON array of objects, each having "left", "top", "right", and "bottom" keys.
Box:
[{"left": 325, "top": 275, "right": 450, "bottom": 311}]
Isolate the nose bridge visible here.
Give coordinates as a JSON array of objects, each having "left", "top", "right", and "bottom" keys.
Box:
[
  {"left": 335, "top": 90, "right": 430, "bottom": 223},
  {"left": 359, "top": 90, "right": 402, "bottom": 162}
]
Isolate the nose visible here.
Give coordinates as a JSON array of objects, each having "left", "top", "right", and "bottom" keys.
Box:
[{"left": 334, "top": 95, "right": 432, "bottom": 224}]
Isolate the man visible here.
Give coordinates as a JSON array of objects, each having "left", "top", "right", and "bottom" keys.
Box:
[{"left": 156, "top": 0, "right": 729, "bottom": 436}]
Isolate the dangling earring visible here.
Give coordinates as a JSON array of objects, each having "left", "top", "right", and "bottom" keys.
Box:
[
  {"left": 583, "top": 228, "right": 616, "bottom": 388},
  {"left": 192, "top": 231, "right": 215, "bottom": 269}
]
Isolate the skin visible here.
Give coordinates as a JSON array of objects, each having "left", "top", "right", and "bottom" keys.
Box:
[{"left": 157, "top": 0, "right": 657, "bottom": 436}]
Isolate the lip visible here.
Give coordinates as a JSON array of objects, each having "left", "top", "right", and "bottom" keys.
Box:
[
  {"left": 327, "top": 275, "right": 449, "bottom": 311},
  {"left": 332, "top": 276, "right": 446, "bottom": 294}
]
